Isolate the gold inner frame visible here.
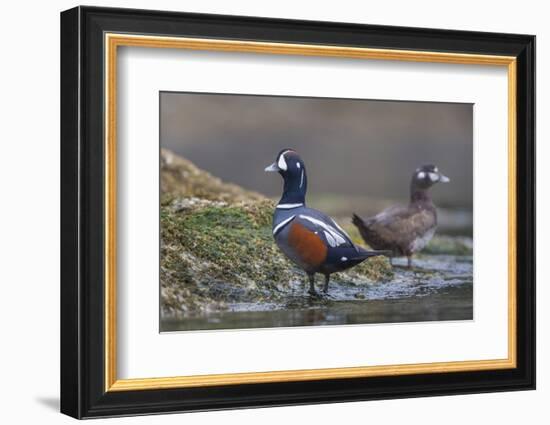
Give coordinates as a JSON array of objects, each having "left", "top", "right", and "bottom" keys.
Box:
[{"left": 104, "top": 33, "right": 517, "bottom": 392}]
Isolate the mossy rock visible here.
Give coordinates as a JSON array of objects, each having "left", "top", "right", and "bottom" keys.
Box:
[{"left": 161, "top": 197, "right": 393, "bottom": 317}]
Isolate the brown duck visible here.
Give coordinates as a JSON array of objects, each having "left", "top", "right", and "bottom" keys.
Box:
[{"left": 352, "top": 165, "right": 450, "bottom": 268}]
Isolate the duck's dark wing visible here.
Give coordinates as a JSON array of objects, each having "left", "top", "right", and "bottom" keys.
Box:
[
  {"left": 297, "top": 209, "right": 355, "bottom": 249},
  {"left": 354, "top": 205, "right": 436, "bottom": 250}
]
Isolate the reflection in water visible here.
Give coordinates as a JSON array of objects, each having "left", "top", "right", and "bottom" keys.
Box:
[{"left": 161, "top": 255, "right": 473, "bottom": 332}]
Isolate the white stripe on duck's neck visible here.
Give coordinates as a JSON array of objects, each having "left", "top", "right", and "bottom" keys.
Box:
[{"left": 276, "top": 203, "right": 303, "bottom": 209}]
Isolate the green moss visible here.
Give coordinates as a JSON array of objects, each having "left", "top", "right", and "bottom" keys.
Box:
[
  {"left": 161, "top": 200, "right": 292, "bottom": 316},
  {"left": 170, "top": 205, "right": 287, "bottom": 282},
  {"left": 348, "top": 256, "right": 394, "bottom": 281},
  {"left": 240, "top": 199, "right": 276, "bottom": 227}
]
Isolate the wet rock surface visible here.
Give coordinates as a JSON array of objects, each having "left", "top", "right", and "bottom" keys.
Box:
[{"left": 161, "top": 253, "right": 473, "bottom": 331}]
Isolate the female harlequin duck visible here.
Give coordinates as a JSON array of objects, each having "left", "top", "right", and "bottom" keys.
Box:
[
  {"left": 352, "top": 165, "right": 450, "bottom": 268},
  {"left": 265, "top": 149, "right": 390, "bottom": 295}
]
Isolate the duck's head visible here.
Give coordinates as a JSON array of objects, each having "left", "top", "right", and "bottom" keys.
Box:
[
  {"left": 411, "top": 164, "right": 450, "bottom": 191},
  {"left": 265, "top": 149, "right": 307, "bottom": 204},
  {"left": 265, "top": 149, "right": 304, "bottom": 176}
]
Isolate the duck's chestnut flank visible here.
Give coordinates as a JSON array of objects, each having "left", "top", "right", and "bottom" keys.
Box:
[{"left": 287, "top": 221, "right": 328, "bottom": 269}]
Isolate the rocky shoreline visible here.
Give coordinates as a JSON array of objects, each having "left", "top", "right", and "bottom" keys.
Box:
[{"left": 159, "top": 149, "right": 473, "bottom": 320}]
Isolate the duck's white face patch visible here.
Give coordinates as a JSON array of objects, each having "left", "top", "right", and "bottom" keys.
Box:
[
  {"left": 428, "top": 172, "right": 439, "bottom": 182},
  {"left": 341, "top": 256, "right": 348, "bottom": 262},
  {"left": 296, "top": 162, "right": 301, "bottom": 169},
  {"left": 417, "top": 171, "right": 426, "bottom": 179},
  {"left": 277, "top": 150, "right": 293, "bottom": 171},
  {"left": 277, "top": 153, "right": 288, "bottom": 171}
]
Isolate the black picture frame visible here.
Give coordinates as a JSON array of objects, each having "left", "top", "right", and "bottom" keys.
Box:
[{"left": 61, "top": 5, "right": 535, "bottom": 419}]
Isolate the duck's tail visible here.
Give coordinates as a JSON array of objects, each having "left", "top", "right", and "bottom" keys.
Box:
[
  {"left": 352, "top": 213, "right": 375, "bottom": 242},
  {"left": 352, "top": 213, "right": 368, "bottom": 229},
  {"left": 341, "top": 247, "right": 391, "bottom": 269}
]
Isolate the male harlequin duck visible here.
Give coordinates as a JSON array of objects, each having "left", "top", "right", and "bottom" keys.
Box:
[
  {"left": 265, "top": 149, "right": 390, "bottom": 295},
  {"left": 352, "top": 165, "right": 450, "bottom": 268}
]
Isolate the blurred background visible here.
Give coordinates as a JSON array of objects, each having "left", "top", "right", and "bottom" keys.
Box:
[{"left": 160, "top": 92, "right": 473, "bottom": 236}]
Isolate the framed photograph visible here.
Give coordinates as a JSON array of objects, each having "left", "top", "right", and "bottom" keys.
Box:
[{"left": 60, "top": 6, "right": 535, "bottom": 419}]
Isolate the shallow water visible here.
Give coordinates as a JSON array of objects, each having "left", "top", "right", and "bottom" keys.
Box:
[{"left": 161, "top": 255, "right": 473, "bottom": 332}]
